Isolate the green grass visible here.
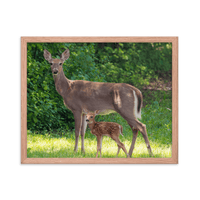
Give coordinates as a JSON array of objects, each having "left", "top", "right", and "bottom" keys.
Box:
[{"left": 27, "top": 90, "right": 172, "bottom": 158}]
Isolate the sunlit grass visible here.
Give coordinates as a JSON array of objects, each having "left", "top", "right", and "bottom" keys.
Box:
[
  {"left": 27, "top": 128, "right": 171, "bottom": 158},
  {"left": 27, "top": 95, "right": 172, "bottom": 158},
  {"left": 27, "top": 131, "right": 172, "bottom": 158}
]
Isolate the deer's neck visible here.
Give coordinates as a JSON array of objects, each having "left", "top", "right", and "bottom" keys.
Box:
[
  {"left": 54, "top": 69, "right": 70, "bottom": 96},
  {"left": 88, "top": 121, "right": 96, "bottom": 131}
]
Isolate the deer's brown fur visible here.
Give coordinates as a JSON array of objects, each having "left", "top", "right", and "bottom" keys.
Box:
[{"left": 43, "top": 49, "right": 153, "bottom": 157}]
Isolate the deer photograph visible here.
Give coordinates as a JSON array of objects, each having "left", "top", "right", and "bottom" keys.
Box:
[
  {"left": 43, "top": 48, "right": 153, "bottom": 157},
  {"left": 27, "top": 42, "right": 172, "bottom": 159},
  {"left": 85, "top": 110, "right": 129, "bottom": 158}
]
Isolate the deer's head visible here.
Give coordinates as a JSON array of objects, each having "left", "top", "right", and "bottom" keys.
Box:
[
  {"left": 44, "top": 49, "right": 70, "bottom": 76},
  {"left": 85, "top": 110, "right": 100, "bottom": 124}
]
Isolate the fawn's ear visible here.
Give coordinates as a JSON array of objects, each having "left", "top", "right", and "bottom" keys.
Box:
[
  {"left": 61, "top": 49, "right": 70, "bottom": 62},
  {"left": 83, "top": 108, "right": 89, "bottom": 114},
  {"left": 44, "top": 49, "right": 53, "bottom": 63},
  {"left": 94, "top": 110, "right": 100, "bottom": 116}
]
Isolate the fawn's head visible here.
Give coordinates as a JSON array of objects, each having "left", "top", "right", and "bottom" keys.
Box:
[
  {"left": 44, "top": 49, "right": 70, "bottom": 76},
  {"left": 85, "top": 110, "right": 100, "bottom": 124}
]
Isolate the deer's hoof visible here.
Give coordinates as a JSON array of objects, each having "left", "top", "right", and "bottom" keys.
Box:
[
  {"left": 127, "top": 154, "right": 130, "bottom": 158},
  {"left": 128, "top": 151, "right": 133, "bottom": 157}
]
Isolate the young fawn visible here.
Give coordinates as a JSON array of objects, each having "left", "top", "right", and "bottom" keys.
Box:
[{"left": 85, "top": 110, "right": 130, "bottom": 158}]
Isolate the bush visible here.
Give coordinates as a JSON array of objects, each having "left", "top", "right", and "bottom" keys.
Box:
[{"left": 95, "top": 43, "right": 172, "bottom": 89}]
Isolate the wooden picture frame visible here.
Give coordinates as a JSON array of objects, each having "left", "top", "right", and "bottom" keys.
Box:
[{"left": 21, "top": 37, "right": 178, "bottom": 164}]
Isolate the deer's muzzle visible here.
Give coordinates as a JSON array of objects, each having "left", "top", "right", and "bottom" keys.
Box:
[{"left": 53, "top": 70, "right": 58, "bottom": 75}]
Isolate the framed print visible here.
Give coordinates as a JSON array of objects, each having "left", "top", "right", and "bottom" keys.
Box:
[{"left": 21, "top": 37, "right": 178, "bottom": 164}]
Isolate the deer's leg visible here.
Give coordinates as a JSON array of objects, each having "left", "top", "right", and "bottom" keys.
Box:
[
  {"left": 128, "top": 127, "right": 138, "bottom": 157},
  {"left": 113, "top": 104, "right": 137, "bottom": 157},
  {"left": 100, "top": 136, "right": 103, "bottom": 157},
  {"left": 132, "top": 119, "right": 153, "bottom": 157},
  {"left": 73, "top": 111, "right": 82, "bottom": 152},
  {"left": 113, "top": 105, "right": 153, "bottom": 157},
  {"left": 119, "top": 142, "right": 129, "bottom": 158},
  {"left": 111, "top": 135, "right": 129, "bottom": 158},
  {"left": 116, "top": 145, "right": 121, "bottom": 157},
  {"left": 81, "top": 114, "right": 87, "bottom": 154},
  {"left": 96, "top": 136, "right": 101, "bottom": 158}
]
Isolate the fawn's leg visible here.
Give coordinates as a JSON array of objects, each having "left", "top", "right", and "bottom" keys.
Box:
[
  {"left": 96, "top": 136, "right": 101, "bottom": 158},
  {"left": 111, "top": 135, "right": 129, "bottom": 158}
]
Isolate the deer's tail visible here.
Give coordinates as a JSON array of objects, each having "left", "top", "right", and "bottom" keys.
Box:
[
  {"left": 133, "top": 89, "right": 142, "bottom": 119},
  {"left": 119, "top": 125, "right": 123, "bottom": 136}
]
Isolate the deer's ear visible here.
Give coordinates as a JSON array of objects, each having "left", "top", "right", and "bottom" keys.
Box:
[
  {"left": 44, "top": 49, "right": 53, "bottom": 62},
  {"left": 61, "top": 49, "right": 70, "bottom": 62},
  {"left": 94, "top": 110, "right": 100, "bottom": 116},
  {"left": 83, "top": 108, "right": 89, "bottom": 114}
]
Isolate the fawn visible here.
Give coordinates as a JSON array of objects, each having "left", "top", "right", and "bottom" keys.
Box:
[{"left": 85, "top": 110, "right": 130, "bottom": 158}]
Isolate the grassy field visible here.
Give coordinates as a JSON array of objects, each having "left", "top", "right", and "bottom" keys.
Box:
[{"left": 27, "top": 90, "right": 172, "bottom": 158}]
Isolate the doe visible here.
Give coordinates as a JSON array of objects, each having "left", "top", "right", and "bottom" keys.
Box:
[
  {"left": 44, "top": 49, "right": 153, "bottom": 157},
  {"left": 85, "top": 110, "right": 129, "bottom": 158}
]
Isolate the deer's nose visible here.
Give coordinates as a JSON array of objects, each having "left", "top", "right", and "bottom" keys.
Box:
[
  {"left": 86, "top": 119, "right": 89, "bottom": 122},
  {"left": 53, "top": 70, "right": 58, "bottom": 74}
]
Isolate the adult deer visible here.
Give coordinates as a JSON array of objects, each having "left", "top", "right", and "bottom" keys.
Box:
[{"left": 44, "top": 49, "right": 153, "bottom": 157}]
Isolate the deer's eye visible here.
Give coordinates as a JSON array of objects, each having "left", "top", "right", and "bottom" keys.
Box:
[
  {"left": 59, "top": 63, "right": 62, "bottom": 65},
  {"left": 50, "top": 63, "right": 53, "bottom": 65},
  {"left": 91, "top": 116, "right": 93, "bottom": 118}
]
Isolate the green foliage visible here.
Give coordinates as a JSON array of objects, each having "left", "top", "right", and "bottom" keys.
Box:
[
  {"left": 27, "top": 42, "right": 172, "bottom": 131},
  {"left": 141, "top": 101, "right": 172, "bottom": 146},
  {"left": 95, "top": 43, "right": 172, "bottom": 89},
  {"left": 142, "top": 90, "right": 172, "bottom": 107}
]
